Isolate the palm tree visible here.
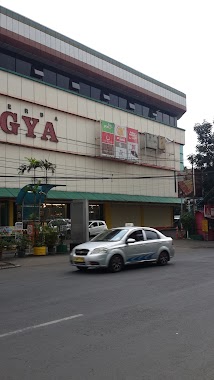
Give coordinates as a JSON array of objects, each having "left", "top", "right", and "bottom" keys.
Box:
[
  {"left": 18, "top": 157, "right": 42, "bottom": 184},
  {"left": 40, "top": 159, "right": 56, "bottom": 184}
]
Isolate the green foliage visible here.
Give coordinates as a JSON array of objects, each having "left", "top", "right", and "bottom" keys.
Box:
[
  {"left": 187, "top": 121, "right": 214, "bottom": 203},
  {"left": 34, "top": 232, "right": 45, "bottom": 247},
  {"left": 43, "top": 226, "right": 59, "bottom": 247},
  {"left": 18, "top": 157, "right": 56, "bottom": 184},
  {"left": 180, "top": 212, "right": 196, "bottom": 234},
  {"left": 0, "top": 235, "right": 16, "bottom": 255},
  {"left": 40, "top": 160, "right": 56, "bottom": 184},
  {"left": 16, "top": 234, "right": 31, "bottom": 251}
]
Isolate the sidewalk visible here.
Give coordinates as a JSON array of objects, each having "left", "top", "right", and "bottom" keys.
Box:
[
  {"left": 174, "top": 239, "right": 214, "bottom": 249},
  {"left": 0, "top": 252, "right": 69, "bottom": 269},
  {"left": 1, "top": 239, "right": 214, "bottom": 270}
]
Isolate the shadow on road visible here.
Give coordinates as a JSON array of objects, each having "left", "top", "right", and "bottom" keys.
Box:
[{"left": 65, "top": 261, "right": 175, "bottom": 276}]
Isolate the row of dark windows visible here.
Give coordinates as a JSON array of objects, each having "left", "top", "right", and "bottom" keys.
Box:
[{"left": 0, "top": 48, "right": 177, "bottom": 127}]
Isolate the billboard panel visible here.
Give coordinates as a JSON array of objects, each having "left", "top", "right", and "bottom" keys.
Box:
[
  {"left": 127, "top": 127, "right": 139, "bottom": 161},
  {"left": 115, "top": 125, "right": 127, "bottom": 159},
  {"left": 100, "top": 120, "right": 115, "bottom": 157}
]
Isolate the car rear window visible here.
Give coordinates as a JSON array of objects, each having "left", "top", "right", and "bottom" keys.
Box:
[{"left": 144, "top": 230, "right": 160, "bottom": 240}]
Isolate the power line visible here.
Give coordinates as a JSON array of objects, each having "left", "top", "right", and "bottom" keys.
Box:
[{"left": 0, "top": 173, "right": 193, "bottom": 180}]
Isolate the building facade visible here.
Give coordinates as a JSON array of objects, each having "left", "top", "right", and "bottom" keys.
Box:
[{"left": 0, "top": 6, "right": 186, "bottom": 229}]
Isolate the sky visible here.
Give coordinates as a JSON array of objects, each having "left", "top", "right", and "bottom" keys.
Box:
[{"left": 1, "top": 0, "right": 214, "bottom": 167}]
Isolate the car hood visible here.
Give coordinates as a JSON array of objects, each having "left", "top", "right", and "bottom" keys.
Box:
[{"left": 73, "top": 241, "right": 118, "bottom": 251}]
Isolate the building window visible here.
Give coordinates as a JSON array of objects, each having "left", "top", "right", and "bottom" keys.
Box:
[
  {"left": 163, "top": 113, "right": 170, "bottom": 125},
  {"left": 169, "top": 116, "right": 175, "bottom": 127},
  {"left": 119, "top": 97, "right": 127, "bottom": 109},
  {"left": 43, "top": 68, "right": 57, "bottom": 86},
  {"left": 57, "top": 73, "right": 70, "bottom": 89},
  {"left": 16, "top": 58, "right": 31, "bottom": 76},
  {"left": 148, "top": 109, "right": 158, "bottom": 119},
  {"left": 109, "top": 93, "right": 119, "bottom": 107},
  {"left": 91, "top": 86, "right": 101, "bottom": 100},
  {"left": 101, "top": 92, "right": 110, "bottom": 102},
  {"left": 127, "top": 102, "right": 135, "bottom": 111},
  {"left": 143, "top": 106, "right": 149, "bottom": 118},
  {"left": 31, "top": 67, "right": 44, "bottom": 79},
  {"left": 0, "top": 48, "right": 180, "bottom": 129},
  {"left": 134, "top": 103, "right": 142, "bottom": 115},
  {"left": 70, "top": 81, "right": 80, "bottom": 91},
  {"left": 79, "top": 82, "right": 90, "bottom": 97},
  {"left": 156, "top": 111, "right": 163, "bottom": 123},
  {"left": 0, "top": 51, "right": 15, "bottom": 71}
]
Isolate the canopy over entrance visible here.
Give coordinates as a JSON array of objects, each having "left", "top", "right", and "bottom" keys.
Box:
[{"left": 16, "top": 184, "right": 57, "bottom": 205}]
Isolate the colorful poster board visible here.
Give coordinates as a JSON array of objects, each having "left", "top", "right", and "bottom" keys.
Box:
[
  {"left": 100, "top": 121, "right": 139, "bottom": 162},
  {"left": 115, "top": 125, "right": 127, "bottom": 159},
  {"left": 100, "top": 120, "right": 115, "bottom": 157},
  {"left": 127, "top": 127, "right": 139, "bottom": 161}
]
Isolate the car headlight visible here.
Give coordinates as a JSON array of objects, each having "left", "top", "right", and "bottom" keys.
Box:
[{"left": 91, "top": 247, "right": 108, "bottom": 255}]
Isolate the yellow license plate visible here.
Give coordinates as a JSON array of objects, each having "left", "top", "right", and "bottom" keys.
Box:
[{"left": 74, "top": 257, "right": 85, "bottom": 263}]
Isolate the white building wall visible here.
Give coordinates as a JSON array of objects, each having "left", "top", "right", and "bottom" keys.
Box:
[
  {"left": 0, "top": 71, "right": 185, "bottom": 197},
  {"left": 0, "top": 11, "right": 186, "bottom": 108}
]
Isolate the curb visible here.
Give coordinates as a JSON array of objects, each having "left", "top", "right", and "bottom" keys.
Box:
[{"left": 0, "top": 261, "right": 21, "bottom": 270}]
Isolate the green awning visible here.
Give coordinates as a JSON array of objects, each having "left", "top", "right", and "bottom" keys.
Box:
[{"left": 0, "top": 187, "right": 181, "bottom": 204}]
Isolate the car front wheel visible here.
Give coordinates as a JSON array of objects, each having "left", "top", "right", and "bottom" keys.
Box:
[
  {"left": 108, "top": 255, "right": 124, "bottom": 273},
  {"left": 157, "top": 251, "right": 169, "bottom": 266}
]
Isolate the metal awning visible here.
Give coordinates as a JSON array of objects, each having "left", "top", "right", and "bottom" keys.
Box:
[{"left": 0, "top": 187, "right": 181, "bottom": 204}]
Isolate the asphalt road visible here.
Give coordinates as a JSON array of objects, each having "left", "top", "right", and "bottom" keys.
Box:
[{"left": 1, "top": 247, "right": 214, "bottom": 380}]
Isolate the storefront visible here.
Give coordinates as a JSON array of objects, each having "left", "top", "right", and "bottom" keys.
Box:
[{"left": 0, "top": 6, "right": 186, "bottom": 230}]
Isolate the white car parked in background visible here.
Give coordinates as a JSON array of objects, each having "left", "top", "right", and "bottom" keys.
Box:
[{"left": 88, "top": 220, "right": 107, "bottom": 237}]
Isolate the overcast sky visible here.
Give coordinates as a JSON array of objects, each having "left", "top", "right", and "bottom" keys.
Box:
[{"left": 1, "top": 0, "right": 213, "bottom": 166}]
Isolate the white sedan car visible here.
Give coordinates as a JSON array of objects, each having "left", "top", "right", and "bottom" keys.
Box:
[
  {"left": 70, "top": 226, "right": 175, "bottom": 273},
  {"left": 88, "top": 220, "right": 107, "bottom": 237}
]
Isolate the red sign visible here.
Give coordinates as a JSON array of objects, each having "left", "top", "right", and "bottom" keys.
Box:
[
  {"left": 102, "top": 131, "right": 114, "bottom": 145},
  {"left": 204, "top": 205, "right": 214, "bottom": 219},
  {"left": 0, "top": 111, "right": 58, "bottom": 142}
]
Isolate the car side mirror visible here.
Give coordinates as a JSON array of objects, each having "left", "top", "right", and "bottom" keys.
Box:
[{"left": 126, "top": 238, "right": 135, "bottom": 244}]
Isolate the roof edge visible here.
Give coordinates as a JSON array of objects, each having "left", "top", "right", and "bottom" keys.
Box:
[{"left": 0, "top": 6, "right": 186, "bottom": 98}]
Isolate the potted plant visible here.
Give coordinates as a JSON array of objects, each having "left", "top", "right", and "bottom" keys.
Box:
[
  {"left": 56, "top": 233, "right": 68, "bottom": 254},
  {"left": 33, "top": 226, "right": 46, "bottom": 256},
  {"left": 44, "top": 226, "right": 59, "bottom": 255},
  {"left": 16, "top": 234, "right": 31, "bottom": 258}
]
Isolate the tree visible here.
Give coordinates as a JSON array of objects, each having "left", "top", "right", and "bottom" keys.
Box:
[
  {"left": 18, "top": 158, "right": 56, "bottom": 184},
  {"left": 180, "top": 212, "right": 196, "bottom": 236},
  {"left": 18, "top": 157, "right": 42, "bottom": 184},
  {"left": 187, "top": 121, "right": 214, "bottom": 203},
  {"left": 40, "top": 159, "right": 56, "bottom": 184}
]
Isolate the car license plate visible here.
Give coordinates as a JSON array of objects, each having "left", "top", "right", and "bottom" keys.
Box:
[{"left": 74, "top": 257, "right": 85, "bottom": 263}]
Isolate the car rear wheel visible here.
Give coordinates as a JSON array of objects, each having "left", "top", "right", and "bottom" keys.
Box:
[
  {"left": 76, "top": 266, "right": 88, "bottom": 272},
  {"left": 108, "top": 255, "right": 124, "bottom": 273},
  {"left": 157, "top": 251, "right": 169, "bottom": 266}
]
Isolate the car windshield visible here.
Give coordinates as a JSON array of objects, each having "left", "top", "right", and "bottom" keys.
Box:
[
  {"left": 91, "top": 229, "right": 128, "bottom": 242},
  {"left": 50, "top": 220, "right": 67, "bottom": 226}
]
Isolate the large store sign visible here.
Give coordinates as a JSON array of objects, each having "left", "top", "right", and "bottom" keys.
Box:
[
  {"left": 0, "top": 111, "right": 58, "bottom": 142},
  {"left": 100, "top": 120, "right": 138, "bottom": 161}
]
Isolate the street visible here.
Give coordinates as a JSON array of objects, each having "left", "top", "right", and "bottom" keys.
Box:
[{"left": 1, "top": 245, "right": 214, "bottom": 379}]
